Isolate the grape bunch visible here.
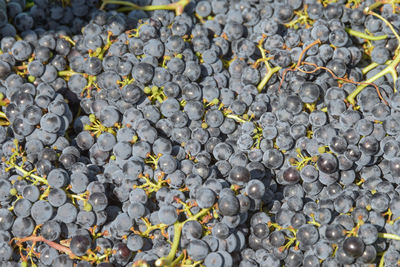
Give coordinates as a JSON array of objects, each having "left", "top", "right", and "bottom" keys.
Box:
[{"left": 0, "top": 0, "right": 400, "bottom": 266}]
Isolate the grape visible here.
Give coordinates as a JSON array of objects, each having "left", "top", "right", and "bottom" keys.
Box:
[
  {"left": 41, "top": 64, "right": 58, "bottom": 83},
  {"left": 324, "top": 224, "right": 345, "bottom": 242},
  {"left": 56, "top": 203, "right": 77, "bottom": 223},
  {"left": 263, "top": 149, "right": 284, "bottom": 169},
  {"left": 70, "top": 235, "right": 91, "bottom": 256},
  {"left": 359, "top": 245, "right": 376, "bottom": 263},
  {"left": 11, "top": 40, "right": 32, "bottom": 61},
  {"left": 89, "top": 192, "right": 108, "bottom": 211},
  {"left": 182, "top": 220, "right": 203, "bottom": 240},
  {"left": 40, "top": 245, "right": 59, "bottom": 265},
  {"left": 195, "top": 187, "right": 216, "bottom": 208},
  {"left": 12, "top": 217, "right": 34, "bottom": 237},
  {"left": 41, "top": 220, "right": 61, "bottom": 241},
  {"left": 204, "top": 252, "right": 224, "bottom": 267},
  {"left": 0, "top": 241, "right": 12, "bottom": 261},
  {"left": 47, "top": 168, "right": 69, "bottom": 188},
  {"left": 297, "top": 224, "right": 319, "bottom": 246},
  {"left": 31, "top": 200, "right": 53, "bottom": 224},
  {"left": 343, "top": 236, "right": 365, "bottom": 258},
  {"left": 127, "top": 234, "right": 144, "bottom": 251},
  {"left": 371, "top": 46, "right": 390, "bottom": 65},
  {"left": 12, "top": 117, "right": 34, "bottom": 136},
  {"left": 13, "top": 198, "right": 32, "bottom": 218},
  {"left": 0, "top": 209, "right": 14, "bottom": 231},
  {"left": 113, "top": 242, "right": 131, "bottom": 264},
  {"left": 218, "top": 194, "right": 240, "bottom": 216},
  {"left": 158, "top": 205, "right": 178, "bottom": 225},
  {"left": 359, "top": 136, "right": 379, "bottom": 156},
  {"left": 327, "top": 59, "right": 347, "bottom": 77},
  {"left": 283, "top": 167, "right": 301, "bottom": 184},
  {"left": 317, "top": 153, "right": 338, "bottom": 174},
  {"left": 70, "top": 172, "right": 89, "bottom": 193},
  {"left": 53, "top": 255, "right": 74, "bottom": 267},
  {"left": 358, "top": 223, "right": 378, "bottom": 245},
  {"left": 76, "top": 131, "right": 95, "bottom": 151},
  {"left": 245, "top": 179, "right": 265, "bottom": 199},
  {"left": 229, "top": 166, "right": 250, "bottom": 185},
  {"left": 27, "top": 60, "right": 44, "bottom": 77},
  {"left": 157, "top": 154, "right": 176, "bottom": 174},
  {"left": 187, "top": 239, "right": 209, "bottom": 261},
  {"left": 127, "top": 202, "right": 145, "bottom": 220},
  {"left": 22, "top": 184, "right": 40, "bottom": 202},
  {"left": 40, "top": 112, "right": 62, "bottom": 133},
  {"left": 132, "top": 62, "right": 153, "bottom": 84}
]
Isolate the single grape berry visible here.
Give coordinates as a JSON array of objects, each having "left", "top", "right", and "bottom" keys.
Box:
[
  {"left": 317, "top": 153, "right": 338, "bottom": 174},
  {"left": 343, "top": 236, "right": 365, "bottom": 258},
  {"left": 229, "top": 166, "right": 250, "bottom": 185},
  {"left": 283, "top": 167, "right": 301, "bottom": 184},
  {"left": 70, "top": 235, "right": 91, "bottom": 256},
  {"left": 218, "top": 194, "right": 240, "bottom": 216}
]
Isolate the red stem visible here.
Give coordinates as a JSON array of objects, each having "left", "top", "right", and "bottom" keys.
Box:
[{"left": 14, "top": 236, "right": 78, "bottom": 258}]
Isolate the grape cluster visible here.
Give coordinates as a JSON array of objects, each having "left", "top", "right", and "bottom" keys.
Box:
[{"left": 1, "top": 0, "right": 400, "bottom": 266}]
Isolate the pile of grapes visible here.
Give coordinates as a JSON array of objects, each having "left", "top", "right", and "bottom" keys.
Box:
[{"left": 1, "top": 0, "right": 400, "bottom": 266}]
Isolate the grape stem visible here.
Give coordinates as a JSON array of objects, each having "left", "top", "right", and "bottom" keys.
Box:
[
  {"left": 285, "top": 4, "right": 314, "bottom": 29},
  {"left": 100, "top": 0, "right": 190, "bottom": 15},
  {"left": 58, "top": 70, "right": 85, "bottom": 77},
  {"left": 12, "top": 236, "right": 78, "bottom": 258},
  {"left": 256, "top": 35, "right": 282, "bottom": 93},
  {"left": 0, "top": 111, "right": 9, "bottom": 126},
  {"left": 155, "top": 207, "right": 211, "bottom": 266},
  {"left": 257, "top": 65, "right": 281, "bottom": 93},
  {"left": 12, "top": 164, "right": 48, "bottom": 185},
  {"left": 140, "top": 217, "right": 168, "bottom": 237},
  {"left": 345, "top": 28, "right": 388, "bottom": 41},
  {"left": 378, "top": 232, "right": 400, "bottom": 241},
  {"left": 379, "top": 251, "right": 385, "bottom": 267},
  {"left": 278, "top": 39, "right": 321, "bottom": 91},
  {"left": 365, "top": 0, "right": 400, "bottom": 13},
  {"left": 361, "top": 62, "right": 380, "bottom": 74}
]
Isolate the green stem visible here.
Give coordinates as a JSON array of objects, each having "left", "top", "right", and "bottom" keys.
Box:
[
  {"left": 58, "top": 70, "right": 83, "bottom": 77},
  {"left": 165, "top": 223, "right": 183, "bottom": 264},
  {"left": 97, "top": 252, "right": 109, "bottom": 262},
  {"left": 226, "top": 114, "right": 247, "bottom": 123},
  {"left": 24, "top": 1, "right": 35, "bottom": 10},
  {"left": 142, "top": 223, "right": 168, "bottom": 237},
  {"left": 365, "top": 1, "right": 384, "bottom": 12},
  {"left": 379, "top": 251, "right": 385, "bottom": 267},
  {"left": 255, "top": 41, "right": 282, "bottom": 93},
  {"left": 378, "top": 232, "right": 400, "bottom": 241},
  {"left": 257, "top": 66, "right": 281, "bottom": 92},
  {"left": 67, "top": 193, "right": 87, "bottom": 202},
  {"left": 361, "top": 62, "right": 379, "bottom": 74},
  {"left": 171, "top": 252, "right": 185, "bottom": 266},
  {"left": 189, "top": 207, "right": 211, "bottom": 222},
  {"left": 345, "top": 28, "right": 388, "bottom": 41},
  {"left": 101, "top": 0, "right": 190, "bottom": 15},
  {"left": 101, "top": 0, "right": 141, "bottom": 9},
  {"left": 365, "top": 0, "right": 400, "bottom": 13},
  {"left": 0, "top": 111, "right": 9, "bottom": 120},
  {"left": 14, "top": 165, "right": 48, "bottom": 185}
]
